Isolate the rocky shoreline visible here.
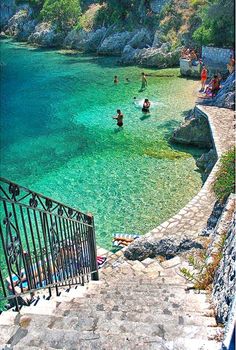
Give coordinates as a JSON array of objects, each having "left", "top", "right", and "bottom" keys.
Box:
[{"left": 0, "top": 3, "right": 180, "bottom": 68}]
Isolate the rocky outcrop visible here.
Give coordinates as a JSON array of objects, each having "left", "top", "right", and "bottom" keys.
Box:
[
  {"left": 28, "top": 22, "right": 65, "bottom": 48},
  {"left": 0, "top": 0, "right": 15, "bottom": 28},
  {"left": 171, "top": 110, "right": 212, "bottom": 148},
  {"left": 196, "top": 148, "right": 217, "bottom": 181},
  {"left": 5, "top": 8, "right": 37, "bottom": 41},
  {"left": 199, "top": 73, "right": 235, "bottom": 110},
  {"left": 120, "top": 45, "right": 180, "bottom": 67},
  {"left": 63, "top": 27, "right": 106, "bottom": 51},
  {"left": 97, "top": 31, "right": 135, "bottom": 55},
  {"left": 124, "top": 235, "right": 203, "bottom": 261}
]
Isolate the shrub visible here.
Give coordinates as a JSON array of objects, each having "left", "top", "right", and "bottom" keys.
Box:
[
  {"left": 213, "top": 148, "right": 235, "bottom": 203},
  {"left": 40, "top": 0, "right": 81, "bottom": 31},
  {"left": 77, "top": 3, "right": 104, "bottom": 31}
]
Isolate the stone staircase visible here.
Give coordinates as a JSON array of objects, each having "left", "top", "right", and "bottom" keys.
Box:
[{"left": 0, "top": 253, "right": 223, "bottom": 350}]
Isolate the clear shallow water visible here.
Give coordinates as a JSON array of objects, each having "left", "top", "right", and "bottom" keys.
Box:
[{"left": 0, "top": 40, "right": 204, "bottom": 249}]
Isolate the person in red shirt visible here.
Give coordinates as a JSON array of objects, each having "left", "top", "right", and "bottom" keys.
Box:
[{"left": 200, "top": 66, "right": 208, "bottom": 91}]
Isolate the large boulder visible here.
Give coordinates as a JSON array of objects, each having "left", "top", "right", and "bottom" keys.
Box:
[
  {"left": 98, "top": 31, "right": 134, "bottom": 55},
  {"left": 28, "top": 22, "right": 65, "bottom": 48},
  {"left": 171, "top": 112, "right": 212, "bottom": 148},
  {"left": 124, "top": 235, "right": 203, "bottom": 261},
  {"left": 0, "top": 0, "right": 16, "bottom": 28},
  {"left": 63, "top": 27, "right": 106, "bottom": 52}
]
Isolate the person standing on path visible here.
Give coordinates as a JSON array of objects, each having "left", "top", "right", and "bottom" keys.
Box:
[
  {"left": 200, "top": 66, "right": 208, "bottom": 92},
  {"left": 113, "top": 109, "right": 124, "bottom": 128}
]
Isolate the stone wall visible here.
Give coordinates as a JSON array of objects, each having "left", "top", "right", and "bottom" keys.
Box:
[
  {"left": 179, "top": 58, "right": 200, "bottom": 77},
  {"left": 211, "top": 194, "right": 235, "bottom": 350},
  {"left": 202, "top": 46, "right": 232, "bottom": 66},
  {"left": 202, "top": 46, "right": 233, "bottom": 75}
]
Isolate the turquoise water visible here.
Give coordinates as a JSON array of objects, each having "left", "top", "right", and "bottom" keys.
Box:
[{"left": 0, "top": 40, "right": 203, "bottom": 250}]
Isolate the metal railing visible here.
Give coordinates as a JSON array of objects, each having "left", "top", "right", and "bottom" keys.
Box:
[{"left": 0, "top": 178, "right": 98, "bottom": 311}]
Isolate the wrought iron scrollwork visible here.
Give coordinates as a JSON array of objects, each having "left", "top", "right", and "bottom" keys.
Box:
[
  {"left": 3, "top": 212, "right": 23, "bottom": 279},
  {"left": 9, "top": 183, "right": 20, "bottom": 200},
  {"left": 45, "top": 198, "right": 53, "bottom": 211},
  {"left": 29, "top": 193, "right": 38, "bottom": 208},
  {"left": 68, "top": 208, "right": 73, "bottom": 218},
  {"left": 58, "top": 206, "right": 63, "bottom": 216}
]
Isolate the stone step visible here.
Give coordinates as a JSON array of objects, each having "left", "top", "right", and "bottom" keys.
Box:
[
  {"left": 17, "top": 308, "right": 217, "bottom": 334},
  {"left": 4, "top": 322, "right": 221, "bottom": 350}
]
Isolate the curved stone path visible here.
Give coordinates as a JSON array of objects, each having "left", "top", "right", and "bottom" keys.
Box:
[{"left": 132, "top": 105, "right": 235, "bottom": 244}]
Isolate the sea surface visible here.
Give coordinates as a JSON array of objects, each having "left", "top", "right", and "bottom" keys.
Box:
[{"left": 0, "top": 40, "right": 204, "bottom": 249}]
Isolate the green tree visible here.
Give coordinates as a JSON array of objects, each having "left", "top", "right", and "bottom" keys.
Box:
[
  {"left": 40, "top": 0, "right": 81, "bottom": 31},
  {"left": 192, "top": 0, "right": 235, "bottom": 47}
]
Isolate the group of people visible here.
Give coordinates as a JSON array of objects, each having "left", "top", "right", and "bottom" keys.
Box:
[
  {"left": 112, "top": 72, "right": 151, "bottom": 128},
  {"left": 200, "top": 53, "right": 235, "bottom": 98},
  {"left": 200, "top": 66, "right": 221, "bottom": 97},
  {"left": 181, "top": 47, "right": 199, "bottom": 66}
]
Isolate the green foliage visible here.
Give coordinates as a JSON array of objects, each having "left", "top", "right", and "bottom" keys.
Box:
[
  {"left": 76, "top": 3, "right": 103, "bottom": 31},
  {"left": 40, "top": 0, "right": 81, "bottom": 31},
  {"left": 192, "top": 0, "right": 235, "bottom": 47},
  {"left": 180, "top": 247, "right": 223, "bottom": 290},
  {"left": 15, "top": 0, "right": 45, "bottom": 13},
  {"left": 213, "top": 148, "right": 235, "bottom": 203}
]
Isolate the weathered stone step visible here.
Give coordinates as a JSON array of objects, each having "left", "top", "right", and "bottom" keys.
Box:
[{"left": 4, "top": 322, "right": 221, "bottom": 350}]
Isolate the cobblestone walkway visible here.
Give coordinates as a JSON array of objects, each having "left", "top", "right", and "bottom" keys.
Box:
[
  {"left": 137, "top": 105, "right": 235, "bottom": 243},
  {"left": 0, "top": 256, "right": 222, "bottom": 350}
]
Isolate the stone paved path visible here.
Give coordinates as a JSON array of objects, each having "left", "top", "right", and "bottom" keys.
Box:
[
  {"left": 0, "top": 255, "right": 222, "bottom": 350},
  {"left": 129, "top": 105, "right": 235, "bottom": 246}
]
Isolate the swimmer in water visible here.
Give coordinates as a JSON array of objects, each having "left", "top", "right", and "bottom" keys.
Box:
[
  {"left": 142, "top": 98, "right": 151, "bottom": 113},
  {"left": 114, "top": 75, "right": 118, "bottom": 84},
  {"left": 113, "top": 109, "right": 124, "bottom": 127}
]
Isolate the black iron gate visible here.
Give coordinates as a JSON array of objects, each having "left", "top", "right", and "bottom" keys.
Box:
[{"left": 0, "top": 178, "right": 98, "bottom": 311}]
